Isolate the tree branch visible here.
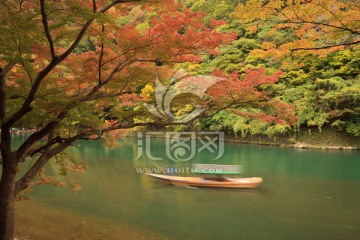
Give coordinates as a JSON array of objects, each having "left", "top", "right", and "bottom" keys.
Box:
[
  {"left": 16, "top": 57, "right": 132, "bottom": 159},
  {"left": 16, "top": 59, "right": 134, "bottom": 160},
  {"left": 81, "top": 59, "right": 133, "bottom": 102},
  {"left": 0, "top": 63, "right": 15, "bottom": 120},
  {"left": 40, "top": 0, "right": 56, "bottom": 60},
  {"left": 276, "top": 3, "right": 360, "bottom": 36},
  {"left": 98, "top": 24, "right": 105, "bottom": 84},
  {"left": 15, "top": 134, "right": 83, "bottom": 194},
  {"left": 282, "top": 19, "right": 360, "bottom": 36},
  {"left": 313, "top": 2, "right": 352, "bottom": 33},
  {"left": 99, "top": 100, "right": 242, "bottom": 132},
  {"left": 15, "top": 111, "right": 69, "bottom": 159},
  {"left": 291, "top": 40, "right": 360, "bottom": 52},
  {"left": 92, "top": 0, "right": 97, "bottom": 13},
  {"left": 3, "top": 0, "right": 141, "bottom": 129},
  {"left": 26, "top": 136, "right": 66, "bottom": 158}
]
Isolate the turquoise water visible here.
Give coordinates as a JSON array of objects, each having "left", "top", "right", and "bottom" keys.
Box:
[{"left": 16, "top": 138, "right": 360, "bottom": 239}]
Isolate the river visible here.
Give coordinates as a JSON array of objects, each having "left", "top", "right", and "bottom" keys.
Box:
[{"left": 14, "top": 137, "right": 360, "bottom": 240}]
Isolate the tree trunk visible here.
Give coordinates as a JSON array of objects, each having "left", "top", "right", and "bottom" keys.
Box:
[{"left": 0, "top": 164, "right": 16, "bottom": 240}]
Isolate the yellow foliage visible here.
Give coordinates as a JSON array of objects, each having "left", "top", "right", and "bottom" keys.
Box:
[
  {"left": 246, "top": 25, "right": 258, "bottom": 34},
  {"left": 174, "top": 104, "right": 194, "bottom": 117},
  {"left": 187, "top": 64, "right": 201, "bottom": 72},
  {"left": 262, "top": 42, "right": 276, "bottom": 50},
  {"left": 140, "top": 84, "right": 155, "bottom": 98}
]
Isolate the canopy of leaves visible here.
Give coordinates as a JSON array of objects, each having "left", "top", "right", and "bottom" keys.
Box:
[{"left": 182, "top": 0, "right": 360, "bottom": 137}]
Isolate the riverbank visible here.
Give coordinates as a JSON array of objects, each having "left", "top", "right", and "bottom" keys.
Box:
[
  {"left": 15, "top": 200, "right": 172, "bottom": 240},
  {"left": 225, "top": 127, "right": 359, "bottom": 150},
  {"left": 125, "top": 127, "right": 359, "bottom": 151}
]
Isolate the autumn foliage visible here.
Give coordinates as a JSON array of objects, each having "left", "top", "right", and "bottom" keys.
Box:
[
  {"left": 234, "top": 0, "right": 360, "bottom": 59},
  {"left": 207, "top": 69, "right": 296, "bottom": 126}
]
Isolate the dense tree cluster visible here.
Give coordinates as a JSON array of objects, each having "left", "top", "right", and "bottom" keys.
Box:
[{"left": 182, "top": 0, "right": 360, "bottom": 137}]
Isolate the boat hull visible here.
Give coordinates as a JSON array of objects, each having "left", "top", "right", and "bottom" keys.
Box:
[{"left": 145, "top": 173, "right": 263, "bottom": 189}]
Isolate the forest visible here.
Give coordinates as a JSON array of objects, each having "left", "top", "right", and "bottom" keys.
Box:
[{"left": 177, "top": 0, "right": 360, "bottom": 138}]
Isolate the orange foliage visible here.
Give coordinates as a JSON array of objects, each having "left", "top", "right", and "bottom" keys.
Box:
[
  {"left": 234, "top": 0, "right": 360, "bottom": 61},
  {"left": 207, "top": 69, "right": 295, "bottom": 126}
]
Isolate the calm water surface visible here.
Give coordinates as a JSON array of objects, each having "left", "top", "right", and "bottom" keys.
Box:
[{"left": 15, "top": 137, "right": 360, "bottom": 240}]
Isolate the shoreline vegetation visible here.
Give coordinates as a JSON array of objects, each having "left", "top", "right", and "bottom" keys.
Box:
[
  {"left": 125, "top": 127, "right": 359, "bottom": 150},
  {"left": 10, "top": 127, "right": 359, "bottom": 151},
  {"left": 163, "top": 128, "right": 356, "bottom": 150},
  {"left": 224, "top": 127, "right": 359, "bottom": 150}
]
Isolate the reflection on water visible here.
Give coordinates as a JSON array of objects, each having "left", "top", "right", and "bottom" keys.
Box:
[{"left": 15, "top": 138, "right": 360, "bottom": 240}]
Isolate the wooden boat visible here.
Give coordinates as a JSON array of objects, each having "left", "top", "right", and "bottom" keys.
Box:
[{"left": 145, "top": 173, "right": 263, "bottom": 189}]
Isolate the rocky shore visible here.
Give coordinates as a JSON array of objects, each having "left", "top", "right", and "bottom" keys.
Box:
[{"left": 225, "top": 139, "right": 358, "bottom": 150}]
